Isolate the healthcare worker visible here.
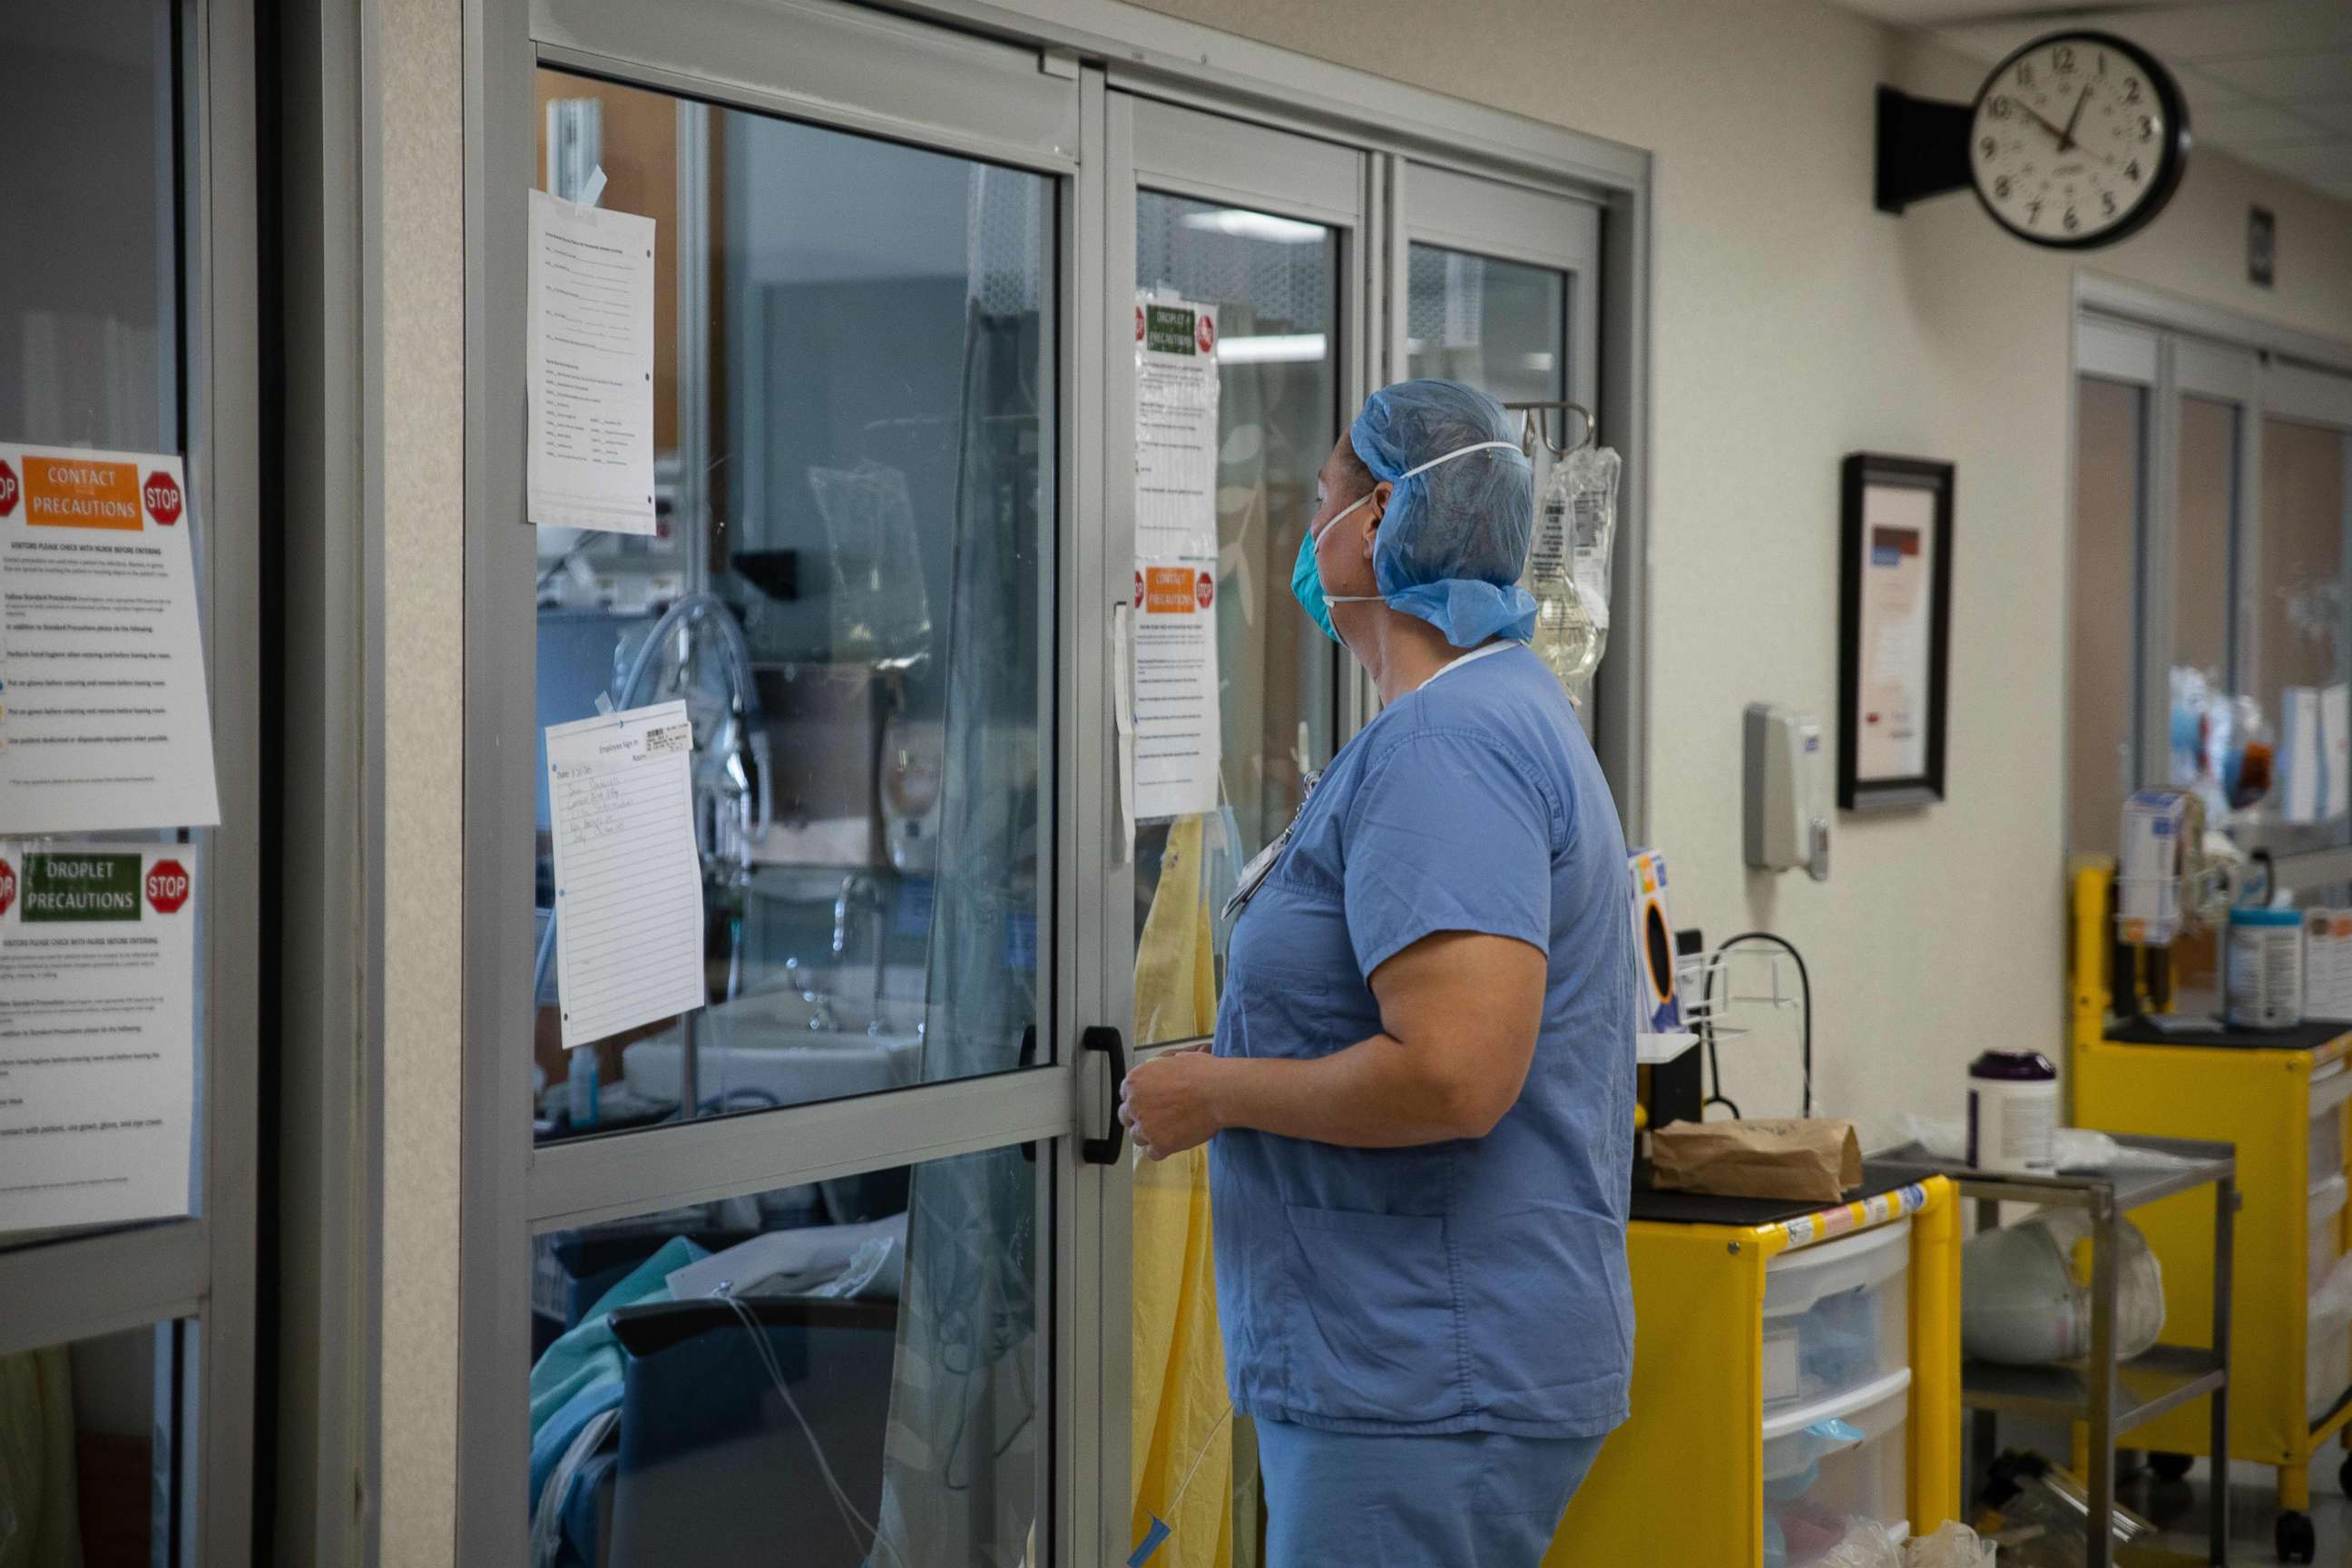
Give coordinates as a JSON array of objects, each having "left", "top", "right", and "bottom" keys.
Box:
[{"left": 1120, "top": 378, "right": 1637, "bottom": 1567}]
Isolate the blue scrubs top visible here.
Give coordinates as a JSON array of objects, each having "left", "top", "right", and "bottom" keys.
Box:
[{"left": 1210, "top": 641, "right": 1637, "bottom": 1439}]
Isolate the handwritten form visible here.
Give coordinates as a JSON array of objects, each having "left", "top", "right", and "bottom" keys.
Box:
[
  {"left": 527, "top": 189, "right": 658, "bottom": 534},
  {"left": 1131, "top": 293, "right": 1223, "bottom": 819},
  {"left": 544, "top": 701, "right": 705, "bottom": 1049}
]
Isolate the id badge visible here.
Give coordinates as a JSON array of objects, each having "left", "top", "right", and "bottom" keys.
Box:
[{"left": 1220, "top": 770, "right": 1319, "bottom": 923}]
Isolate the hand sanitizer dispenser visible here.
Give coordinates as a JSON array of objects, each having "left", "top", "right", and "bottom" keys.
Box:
[{"left": 1744, "top": 703, "right": 1830, "bottom": 880}]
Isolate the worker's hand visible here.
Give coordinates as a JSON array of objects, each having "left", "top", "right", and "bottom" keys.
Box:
[{"left": 1120, "top": 1047, "right": 1222, "bottom": 1161}]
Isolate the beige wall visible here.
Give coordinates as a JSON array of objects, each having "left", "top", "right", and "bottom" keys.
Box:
[
  {"left": 1136, "top": 0, "right": 2352, "bottom": 1138},
  {"left": 377, "top": 0, "right": 466, "bottom": 1558}
]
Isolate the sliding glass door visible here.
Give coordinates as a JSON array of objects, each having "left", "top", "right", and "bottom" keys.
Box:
[
  {"left": 0, "top": 2, "right": 262, "bottom": 1559},
  {"left": 465, "top": 3, "right": 1105, "bottom": 1558},
  {"left": 459, "top": 7, "right": 1642, "bottom": 1561},
  {"left": 1103, "top": 92, "right": 1366, "bottom": 1567},
  {"left": 2070, "top": 307, "right": 2352, "bottom": 961}
]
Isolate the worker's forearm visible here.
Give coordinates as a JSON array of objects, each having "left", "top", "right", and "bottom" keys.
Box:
[{"left": 1210, "top": 1036, "right": 1483, "bottom": 1148}]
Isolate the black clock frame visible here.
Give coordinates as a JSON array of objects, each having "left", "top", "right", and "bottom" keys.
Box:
[
  {"left": 1876, "top": 30, "right": 2191, "bottom": 251},
  {"left": 1967, "top": 31, "right": 2190, "bottom": 250}
]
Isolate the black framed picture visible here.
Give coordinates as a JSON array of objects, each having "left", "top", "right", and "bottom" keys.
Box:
[{"left": 1838, "top": 454, "right": 1954, "bottom": 811}]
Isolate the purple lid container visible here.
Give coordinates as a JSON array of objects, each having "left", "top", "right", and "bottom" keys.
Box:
[{"left": 1968, "top": 1050, "right": 2057, "bottom": 1082}]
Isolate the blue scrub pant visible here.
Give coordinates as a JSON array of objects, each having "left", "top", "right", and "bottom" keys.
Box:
[{"left": 1256, "top": 1419, "right": 1607, "bottom": 1568}]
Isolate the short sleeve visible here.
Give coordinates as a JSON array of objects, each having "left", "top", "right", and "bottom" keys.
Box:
[{"left": 1341, "top": 729, "right": 1555, "bottom": 979}]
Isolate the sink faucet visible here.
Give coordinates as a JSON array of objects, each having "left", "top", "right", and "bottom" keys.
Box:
[
  {"left": 832, "top": 873, "right": 890, "bottom": 1034},
  {"left": 782, "top": 956, "right": 837, "bottom": 1033}
]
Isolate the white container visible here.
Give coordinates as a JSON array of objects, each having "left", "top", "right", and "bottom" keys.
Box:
[
  {"left": 1967, "top": 1052, "right": 2059, "bottom": 1174},
  {"left": 2227, "top": 906, "right": 2306, "bottom": 1030},
  {"left": 2311, "top": 1175, "right": 2347, "bottom": 1293},
  {"left": 1761, "top": 1369, "right": 1913, "bottom": 1563},
  {"left": 1763, "top": 1219, "right": 1912, "bottom": 1412}
]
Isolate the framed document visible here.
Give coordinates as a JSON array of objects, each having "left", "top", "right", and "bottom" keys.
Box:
[{"left": 1838, "top": 454, "right": 1953, "bottom": 811}]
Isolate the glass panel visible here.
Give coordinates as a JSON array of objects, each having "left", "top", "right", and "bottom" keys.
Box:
[
  {"left": 1405, "top": 243, "right": 1592, "bottom": 730},
  {"left": 0, "top": 0, "right": 180, "bottom": 451},
  {"left": 526, "top": 1152, "right": 1040, "bottom": 1565},
  {"left": 2257, "top": 416, "right": 2351, "bottom": 845},
  {"left": 0, "top": 0, "right": 206, "bottom": 1238},
  {"left": 1127, "top": 187, "right": 1339, "bottom": 1568},
  {"left": 531, "top": 72, "right": 1053, "bottom": 1146},
  {"left": 2173, "top": 396, "right": 2239, "bottom": 686},
  {"left": 0, "top": 1319, "right": 191, "bottom": 1564},
  {"left": 2067, "top": 376, "right": 2144, "bottom": 857},
  {"left": 1129, "top": 192, "right": 1338, "bottom": 1046},
  {"left": 1404, "top": 243, "right": 1567, "bottom": 407}
]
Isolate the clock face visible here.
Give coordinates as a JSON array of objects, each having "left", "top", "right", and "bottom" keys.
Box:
[{"left": 1969, "top": 34, "right": 2189, "bottom": 249}]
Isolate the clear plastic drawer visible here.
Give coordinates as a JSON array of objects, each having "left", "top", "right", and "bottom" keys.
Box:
[
  {"left": 1763, "top": 1218, "right": 1911, "bottom": 1413},
  {"left": 1762, "top": 1369, "right": 1912, "bottom": 1568},
  {"left": 2311, "top": 1174, "right": 2347, "bottom": 1293},
  {"left": 2313, "top": 1064, "right": 2352, "bottom": 1185}
]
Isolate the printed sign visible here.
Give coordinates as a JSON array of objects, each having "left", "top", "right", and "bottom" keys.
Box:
[{"left": 0, "top": 443, "right": 223, "bottom": 831}]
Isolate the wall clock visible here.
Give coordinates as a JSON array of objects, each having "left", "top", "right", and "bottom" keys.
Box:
[{"left": 1878, "top": 31, "right": 2191, "bottom": 250}]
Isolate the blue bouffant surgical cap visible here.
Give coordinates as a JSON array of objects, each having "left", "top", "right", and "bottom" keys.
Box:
[{"left": 1350, "top": 378, "right": 1537, "bottom": 647}]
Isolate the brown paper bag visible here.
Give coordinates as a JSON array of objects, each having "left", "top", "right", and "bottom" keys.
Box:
[{"left": 1649, "top": 1118, "right": 1863, "bottom": 1203}]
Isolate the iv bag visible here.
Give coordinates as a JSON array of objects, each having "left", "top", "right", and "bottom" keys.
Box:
[
  {"left": 807, "top": 461, "right": 934, "bottom": 670},
  {"left": 1524, "top": 443, "right": 1622, "bottom": 706}
]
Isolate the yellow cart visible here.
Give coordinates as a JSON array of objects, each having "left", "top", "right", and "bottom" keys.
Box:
[
  {"left": 2070, "top": 860, "right": 2352, "bottom": 1564},
  {"left": 1551, "top": 1174, "right": 1961, "bottom": 1564}
]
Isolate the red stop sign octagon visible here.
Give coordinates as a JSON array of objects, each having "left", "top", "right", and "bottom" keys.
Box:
[
  {"left": 0, "top": 858, "right": 16, "bottom": 919},
  {"left": 0, "top": 459, "right": 18, "bottom": 518},
  {"left": 1195, "top": 571, "right": 1215, "bottom": 610},
  {"left": 146, "top": 859, "right": 191, "bottom": 915},
  {"left": 144, "top": 469, "right": 183, "bottom": 525}
]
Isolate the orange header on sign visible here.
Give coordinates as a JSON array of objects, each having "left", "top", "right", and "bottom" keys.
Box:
[
  {"left": 24, "top": 455, "right": 142, "bottom": 530},
  {"left": 1142, "top": 565, "right": 1195, "bottom": 614}
]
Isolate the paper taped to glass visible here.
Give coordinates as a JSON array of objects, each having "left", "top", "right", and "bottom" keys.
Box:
[
  {"left": 0, "top": 842, "right": 199, "bottom": 1235},
  {"left": 0, "top": 445, "right": 220, "bottom": 833},
  {"left": 1132, "top": 292, "right": 1223, "bottom": 821}
]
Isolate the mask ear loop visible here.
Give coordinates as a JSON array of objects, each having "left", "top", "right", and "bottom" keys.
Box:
[{"left": 1320, "top": 439, "right": 1523, "bottom": 607}]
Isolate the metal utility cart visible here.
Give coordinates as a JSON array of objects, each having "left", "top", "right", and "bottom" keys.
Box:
[
  {"left": 1886, "top": 1137, "right": 2236, "bottom": 1567},
  {"left": 2071, "top": 860, "right": 2352, "bottom": 1563}
]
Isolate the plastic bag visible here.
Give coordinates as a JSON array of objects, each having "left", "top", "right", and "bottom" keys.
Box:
[
  {"left": 1902, "top": 1522, "right": 1996, "bottom": 1567},
  {"left": 1974, "top": 1449, "right": 2156, "bottom": 1564},
  {"left": 2314, "top": 1251, "right": 2352, "bottom": 1322},
  {"left": 806, "top": 460, "right": 934, "bottom": 668},
  {"left": 1963, "top": 1210, "right": 2165, "bottom": 1365},
  {"left": 1524, "top": 443, "right": 1620, "bottom": 705},
  {"left": 1814, "top": 1518, "right": 1903, "bottom": 1568},
  {"left": 1900, "top": 1114, "right": 2189, "bottom": 1174}
]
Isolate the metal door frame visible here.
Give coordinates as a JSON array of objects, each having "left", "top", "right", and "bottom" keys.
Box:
[
  {"left": 423, "top": 0, "right": 1653, "bottom": 1561},
  {"left": 0, "top": 0, "right": 262, "bottom": 1560},
  {"left": 457, "top": 0, "right": 1107, "bottom": 1558},
  {"left": 2073, "top": 276, "right": 2352, "bottom": 837}
]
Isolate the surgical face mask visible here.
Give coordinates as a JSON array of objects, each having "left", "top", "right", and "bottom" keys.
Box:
[
  {"left": 1288, "top": 438, "right": 1521, "bottom": 643},
  {"left": 1290, "top": 490, "right": 1380, "bottom": 644}
]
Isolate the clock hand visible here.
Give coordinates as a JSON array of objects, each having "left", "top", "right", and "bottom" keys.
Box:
[
  {"left": 2059, "top": 85, "right": 2090, "bottom": 152},
  {"left": 2014, "top": 100, "right": 2072, "bottom": 145}
]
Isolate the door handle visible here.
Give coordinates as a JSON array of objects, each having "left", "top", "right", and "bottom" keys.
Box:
[{"left": 1080, "top": 1024, "right": 1128, "bottom": 1164}]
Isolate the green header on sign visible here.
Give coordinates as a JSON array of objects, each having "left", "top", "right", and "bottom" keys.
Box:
[
  {"left": 23, "top": 852, "right": 143, "bottom": 922},
  {"left": 1145, "top": 303, "right": 1195, "bottom": 356}
]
